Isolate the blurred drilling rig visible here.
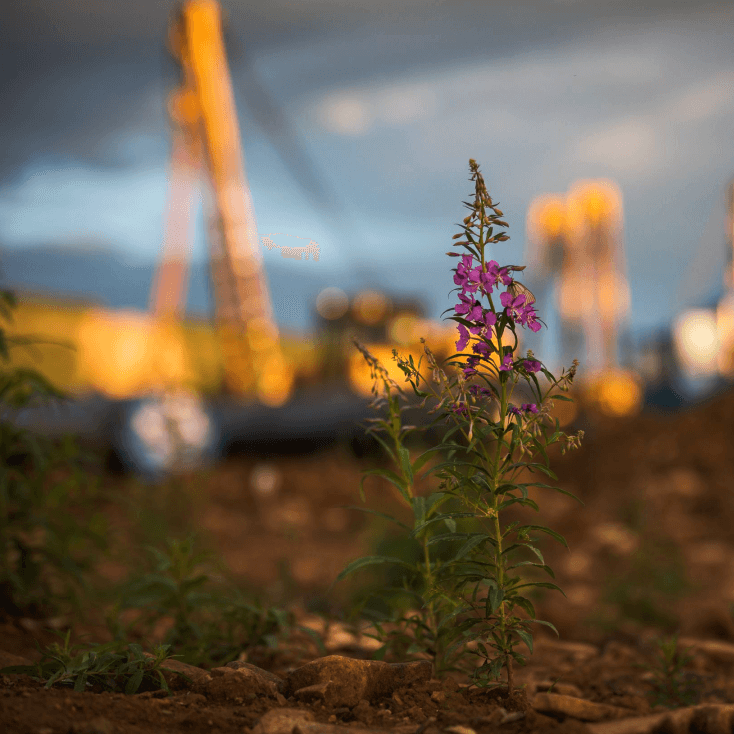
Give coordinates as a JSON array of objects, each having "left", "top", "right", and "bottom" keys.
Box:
[
  {"left": 526, "top": 180, "right": 641, "bottom": 421},
  {"left": 526, "top": 176, "right": 734, "bottom": 421},
  {"left": 5, "top": 0, "right": 734, "bottom": 475}
]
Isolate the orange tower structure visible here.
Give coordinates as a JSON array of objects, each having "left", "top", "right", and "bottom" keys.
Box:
[{"left": 149, "top": 0, "right": 293, "bottom": 406}]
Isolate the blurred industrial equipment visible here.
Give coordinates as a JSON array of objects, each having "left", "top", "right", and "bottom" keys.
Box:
[
  {"left": 3, "top": 0, "right": 458, "bottom": 475},
  {"left": 664, "top": 178, "right": 734, "bottom": 402},
  {"left": 526, "top": 181, "right": 642, "bottom": 420}
]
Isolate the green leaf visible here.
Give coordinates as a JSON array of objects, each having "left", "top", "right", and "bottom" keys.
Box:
[
  {"left": 515, "top": 629, "right": 533, "bottom": 653},
  {"left": 454, "top": 533, "right": 493, "bottom": 561},
  {"left": 359, "top": 468, "right": 410, "bottom": 503},
  {"left": 335, "top": 555, "right": 415, "bottom": 583},
  {"left": 410, "top": 512, "right": 477, "bottom": 538},
  {"left": 529, "top": 619, "right": 560, "bottom": 637},
  {"left": 398, "top": 446, "right": 414, "bottom": 486},
  {"left": 498, "top": 497, "right": 540, "bottom": 512},
  {"left": 412, "top": 496, "right": 427, "bottom": 532},
  {"left": 513, "top": 581, "right": 567, "bottom": 598},
  {"left": 513, "top": 595, "right": 536, "bottom": 619},
  {"left": 507, "top": 561, "right": 555, "bottom": 578},
  {"left": 488, "top": 585, "right": 504, "bottom": 614},
  {"left": 125, "top": 668, "right": 145, "bottom": 694},
  {"left": 411, "top": 446, "right": 445, "bottom": 475},
  {"left": 516, "top": 524, "right": 569, "bottom": 549},
  {"left": 74, "top": 672, "right": 87, "bottom": 692}
]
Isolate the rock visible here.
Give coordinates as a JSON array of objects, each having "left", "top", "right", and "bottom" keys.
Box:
[
  {"left": 252, "top": 708, "right": 315, "bottom": 734},
  {"left": 143, "top": 653, "right": 211, "bottom": 690},
  {"left": 534, "top": 640, "right": 600, "bottom": 662},
  {"left": 677, "top": 638, "right": 734, "bottom": 664},
  {"left": 586, "top": 704, "right": 734, "bottom": 734},
  {"left": 225, "top": 660, "right": 286, "bottom": 692},
  {"left": 284, "top": 655, "right": 432, "bottom": 708},
  {"left": 535, "top": 680, "right": 584, "bottom": 697},
  {"left": 533, "top": 692, "right": 635, "bottom": 722},
  {"left": 209, "top": 663, "right": 282, "bottom": 697},
  {"left": 445, "top": 726, "right": 476, "bottom": 734},
  {"left": 0, "top": 650, "right": 34, "bottom": 671},
  {"left": 203, "top": 666, "right": 280, "bottom": 701},
  {"left": 252, "top": 708, "right": 377, "bottom": 734},
  {"left": 293, "top": 681, "right": 331, "bottom": 703}
]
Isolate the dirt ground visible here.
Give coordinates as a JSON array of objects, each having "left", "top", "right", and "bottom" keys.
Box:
[{"left": 3, "top": 386, "right": 734, "bottom": 734}]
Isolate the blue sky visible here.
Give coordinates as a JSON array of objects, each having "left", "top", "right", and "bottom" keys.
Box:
[{"left": 2, "top": 0, "right": 734, "bottom": 368}]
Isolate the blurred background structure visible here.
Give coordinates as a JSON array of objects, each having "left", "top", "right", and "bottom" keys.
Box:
[{"left": 2, "top": 0, "right": 734, "bottom": 474}]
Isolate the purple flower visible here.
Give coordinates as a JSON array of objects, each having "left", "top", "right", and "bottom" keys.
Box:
[
  {"left": 468, "top": 308, "right": 498, "bottom": 335},
  {"left": 453, "top": 254, "right": 476, "bottom": 291},
  {"left": 463, "top": 356, "right": 480, "bottom": 377},
  {"left": 500, "top": 290, "right": 528, "bottom": 323},
  {"left": 508, "top": 404, "right": 521, "bottom": 416},
  {"left": 524, "top": 359, "right": 542, "bottom": 373},
  {"left": 498, "top": 266, "right": 513, "bottom": 286},
  {"left": 521, "top": 305, "right": 542, "bottom": 333},
  {"left": 500, "top": 354, "right": 514, "bottom": 372},
  {"left": 521, "top": 403, "right": 539, "bottom": 414},
  {"left": 472, "top": 340, "right": 491, "bottom": 357},
  {"left": 468, "top": 385, "right": 492, "bottom": 398},
  {"left": 452, "top": 401, "right": 469, "bottom": 417},
  {"left": 455, "top": 324, "right": 470, "bottom": 352},
  {"left": 455, "top": 292, "right": 483, "bottom": 321}
]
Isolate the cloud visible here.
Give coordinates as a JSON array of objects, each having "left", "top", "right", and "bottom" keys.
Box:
[{"left": 575, "top": 119, "right": 660, "bottom": 175}]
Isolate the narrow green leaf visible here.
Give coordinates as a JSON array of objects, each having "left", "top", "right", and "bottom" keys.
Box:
[
  {"left": 516, "top": 524, "right": 569, "bottom": 549},
  {"left": 411, "top": 446, "right": 445, "bottom": 475},
  {"left": 513, "top": 595, "right": 536, "bottom": 619},
  {"left": 530, "top": 618, "right": 560, "bottom": 637},
  {"left": 513, "top": 581, "right": 567, "bottom": 597},
  {"left": 359, "top": 468, "right": 410, "bottom": 503},
  {"left": 398, "top": 446, "right": 414, "bottom": 486},
  {"left": 335, "top": 555, "right": 415, "bottom": 582},
  {"left": 412, "top": 496, "right": 427, "bottom": 532},
  {"left": 515, "top": 628, "right": 533, "bottom": 653},
  {"left": 125, "top": 668, "right": 145, "bottom": 695},
  {"left": 488, "top": 585, "right": 504, "bottom": 614}
]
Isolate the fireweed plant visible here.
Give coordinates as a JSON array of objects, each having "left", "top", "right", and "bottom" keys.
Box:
[{"left": 338, "top": 160, "right": 584, "bottom": 694}]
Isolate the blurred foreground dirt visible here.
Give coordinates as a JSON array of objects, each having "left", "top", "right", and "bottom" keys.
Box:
[{"left": 3, "top": 386, "right": 734, "bottom": 733}]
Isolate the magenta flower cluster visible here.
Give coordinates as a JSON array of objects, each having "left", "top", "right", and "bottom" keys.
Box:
[
  {"left": 508, "top": 403, "right": 539, "bottom": 416},
  {"left": 453, "top": 253, "right": 542, "bottom": 362}
]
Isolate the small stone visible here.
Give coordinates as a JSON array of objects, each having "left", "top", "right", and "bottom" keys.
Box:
[
  {"left": 430, "top": 690, "right": 445, "bottom": 703},
  {"left": 533, "top": 692, "right": 632, "bottom": 722},
  {"left": 252, "top": 708, "right": 316, "bottom": 734},
  {"left": 284, "top": 655, "right": 431, "bottom": 708},
  {"left": 445, "top": 726, "right": 476, "bottom": 734},
  {"left": 294, "top": 681, "right": 331, "bottom": 702}
]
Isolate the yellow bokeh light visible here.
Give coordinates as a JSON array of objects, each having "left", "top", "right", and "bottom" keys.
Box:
[
  {"left": 674, "top": 309, "right": 720, "bottom": 377},
  {"left": 527, "top": 194, "right": 567, "bottom": 242},
  {"left": 316, "top": 287, "right": 349, "bottom": 320},
  {"left": 256, "top": 353, "right": 294, "bottom": 407},
  {"left": 566, "top": 180, "right": 623, "bottom": 236},
  {"left": 584, "top": 368, "right": 642, "bottom": 418},
  {"left": 388, "top": 313, "right": 420, "bottom": 345},
  {"left": 348, "top": 344, "right": 425, "bottom": 397},
  {"left": 352, "top": 290, "right": 391, "bottom": 325},
  {"left": 246, "top": 316, "right": 279, "bottom": 352}
]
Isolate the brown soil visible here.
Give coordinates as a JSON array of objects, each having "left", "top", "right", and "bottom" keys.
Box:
[{"left": 3, "top": 387, "right": 734, "bottom": 734}]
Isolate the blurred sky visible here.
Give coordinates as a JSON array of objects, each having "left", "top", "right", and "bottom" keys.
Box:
[{"left": 2, "top": 0, "right": 734, "bottom": 361}]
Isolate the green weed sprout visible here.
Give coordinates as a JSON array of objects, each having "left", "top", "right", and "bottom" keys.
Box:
[{"left": 0, "top": 628, "right": 183, "bottom": 694}]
